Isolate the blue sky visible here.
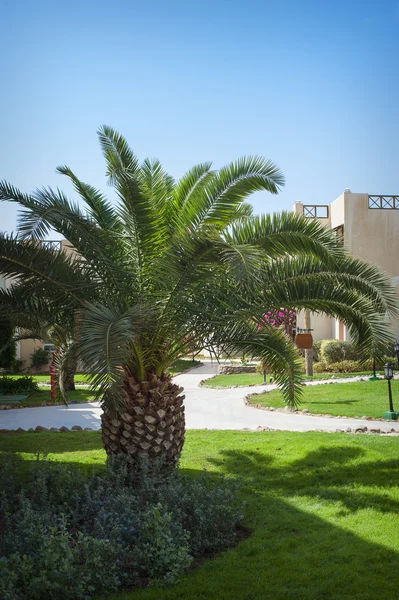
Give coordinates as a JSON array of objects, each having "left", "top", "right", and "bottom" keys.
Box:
[{"left": 1, "top": 0, "right": 399, "bottom": 235}]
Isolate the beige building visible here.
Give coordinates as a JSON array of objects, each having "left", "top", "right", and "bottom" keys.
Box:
[{"left": 294, "top": 190, "right": 399, "bottom": 341}]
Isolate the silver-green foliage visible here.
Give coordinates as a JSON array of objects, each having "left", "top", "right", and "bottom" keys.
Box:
[{"left": 0, "top": 455, "right": 242, "bottom": 597}]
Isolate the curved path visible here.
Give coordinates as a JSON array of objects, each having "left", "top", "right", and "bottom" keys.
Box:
[{"left": 1, "top": 362, "right": 399, "bottom": 433}]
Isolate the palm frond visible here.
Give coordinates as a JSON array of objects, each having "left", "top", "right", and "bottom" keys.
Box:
[
  {"left": 56, "top": 165, "right": 120, "bottom": 231},
  {"left": 221, "top": 321, "right": 303, "bottom": 407},
  {"left": 193, "top": 156, "right": 284, "bottom": 229}
]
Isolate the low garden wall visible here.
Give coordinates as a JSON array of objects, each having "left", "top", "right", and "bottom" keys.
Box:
[{"left": 218, "top": 365, "right": 257, "bottom": 375}]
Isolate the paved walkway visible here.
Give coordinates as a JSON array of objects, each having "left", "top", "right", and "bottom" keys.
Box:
[{"left": 1, "top": 362, "right": 399, "bottom": 433}]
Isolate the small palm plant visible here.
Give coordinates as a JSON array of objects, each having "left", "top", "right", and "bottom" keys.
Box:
[{"left": 0, "top": 127, "right": 395, "bottom": 467}]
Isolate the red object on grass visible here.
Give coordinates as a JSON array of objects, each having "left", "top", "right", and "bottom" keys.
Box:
[{"left": 49, "top": 363, "right": 56, "bottom": 401}]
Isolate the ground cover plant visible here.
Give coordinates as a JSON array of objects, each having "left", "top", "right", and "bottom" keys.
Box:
[
  {"left": 0, "top": 126, "right": 396, "bottom": 467},
  {"left": 0, "top": 449, "right": 242, "bottom": 599},
  {"left": 1, "top": 430, "right": 399, "bottom": 600},
  {"left": 249, "top": 379, "right": 399, "bottom": 418}
]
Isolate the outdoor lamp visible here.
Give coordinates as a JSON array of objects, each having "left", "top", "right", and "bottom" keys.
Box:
[
  {"left": 394, "top": 340, "right": 399, "bottom": 370},
  {"left": 382, "top": 363, "right": 397, "bottom": 420},
  {"left": 384, "top": 363, "right": 394, "bottom": 380}
]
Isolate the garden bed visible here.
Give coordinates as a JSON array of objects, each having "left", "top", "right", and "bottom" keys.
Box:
[{"left": 1, "top": 430, "right": 399, "bottom": 599}]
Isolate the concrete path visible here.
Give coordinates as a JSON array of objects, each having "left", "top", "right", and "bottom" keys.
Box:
[{"left": 1, "top": 362, "right": 399, "bottom": 433}]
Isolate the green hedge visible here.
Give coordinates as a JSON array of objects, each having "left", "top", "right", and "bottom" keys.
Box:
[{"left": 0, "top": 376, "right": 39, "bottom": 395}]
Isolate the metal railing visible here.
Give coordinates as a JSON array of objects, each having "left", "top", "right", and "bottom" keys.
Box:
[
  {"left": 303, "top": 205, "right": 329, "bottom": 219},
  {"left": 41, "top": 240, "right": 62, "bottom": 251},
  {"left": 368, "top": 196, "right": 399, "bottom": 210}
]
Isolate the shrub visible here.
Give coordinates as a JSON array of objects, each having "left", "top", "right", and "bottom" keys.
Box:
[
  {"left": 30, "top": 348, "right": 50, "bottom": 371},
  {"left": 0, "top": 455, "right": 243, "bottom": 598},
  {"left": 312, "top": 340, "right": 323, "bottom": 361},
  {"left": 313, "top": 360, "right": 362, "bottom": 373},
  {"left": 0, "top": 376, "right": 39, "bottom": 395},
  {"left": 0, "top": 317, "right": 16, "bottom": 370},
  {"left": 320, "top": 340, "right": 358, "bottom": 364},
  {"left": 10, "top": 359, "right": 25, "bottom": 373}
]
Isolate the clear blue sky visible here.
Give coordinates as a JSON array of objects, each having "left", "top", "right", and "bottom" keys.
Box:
[{"left": 1, "top": 0, "right": 399, "bottom": 235}]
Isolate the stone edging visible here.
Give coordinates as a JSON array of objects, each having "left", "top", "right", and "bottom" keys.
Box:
[
  {"left": 0, "top": 425, "right": 94, "bottom": 433},
  {"left": 244, "top": 393, "right": 399, "bottom": 435}
]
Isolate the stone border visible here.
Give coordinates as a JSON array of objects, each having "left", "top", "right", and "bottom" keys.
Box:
[
  {"left": 0, "top": 425, "right": 95, "bottom": 433},
  {"left": 244, "top": 393, "right": 399, "bottom": 435},
  {"left": 199, "top": 379, "right": 269, "bottom": 389},
  {"left": 240, "top": 424, "right": 399, "bottom": 436}
]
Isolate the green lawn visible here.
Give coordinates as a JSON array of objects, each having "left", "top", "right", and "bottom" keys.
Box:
[
  {"left": 7, "top": 372, "right": 92, "bottom": 383},
  {"left": 1, "top": 430, "right": 399, "bottom": 599},
  {"left": 20, "top": 388, "right": 97, "bottom": 407},
  {"left": 5, "top": 359, "right": 200, "bottom": 385},
  {"left": 202, "top": 370, "right": 379, "bottom": 387},
  {"left": 168, "top": 359, "right": 202, "bottom": 375},
  {"left": 250, "top": 379, "right": 399, "bottom": 418}
]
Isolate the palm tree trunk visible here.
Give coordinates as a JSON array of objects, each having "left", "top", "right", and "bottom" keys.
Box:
[
  {"left": 101, "top": 373, "right": 185, "bottom": 467},
  {"left": 62, "top": 357, "right": 77, "bottom": 391}
]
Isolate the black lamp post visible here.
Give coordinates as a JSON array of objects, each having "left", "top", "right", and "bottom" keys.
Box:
[
  {"left": 369, "top": 357, "right": 379, "bottom": 381},
  {"left": 394, "top": 340, "right": 399, "bottom": 370},
  {"left": 382, "top": 363, "right": 398, "bottom": 420}
]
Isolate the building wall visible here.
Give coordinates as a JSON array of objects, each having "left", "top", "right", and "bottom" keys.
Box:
[
  {"left": 294, "top": 192, "right": 399, "bottom": 342},
  {"left": 343, "top": 192, "right": 399, "bottom": 340}
]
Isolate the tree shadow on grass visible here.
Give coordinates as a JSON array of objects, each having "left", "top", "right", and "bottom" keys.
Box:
[
  {"left": 207, "top": 444, "right": 399, "bottom": 515},
  {"left": 306, "top": 398, "right": 358, "bottom": 406},
  {"left": 129, "top": 448, "right": 399, "bottom": 600}
]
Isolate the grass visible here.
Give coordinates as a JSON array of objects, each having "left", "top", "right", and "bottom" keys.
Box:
[
  {"left": 1, "top": 429, "right": 399, "bottom": 599},
  {"left": 202, "top": 370, "right": 379, "bottom": 387},
  {"left": 6, "top": 372, "right": 92, "bottom": 383},
  {"left": 249, "top": 379, "right": 399, "bottom": 418},
  {"left": 168, "top": 359, "right": 202, "bottom": 375},
  {"left": 5, "top": 359, "right": 201, "bottom": 385},
  {"left": 20, "top": 388, "right": 97, "bottom": 407}
]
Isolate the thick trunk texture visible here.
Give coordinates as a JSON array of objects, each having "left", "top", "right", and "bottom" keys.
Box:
[
  {"left": 101, "top": 374, "right": 186, "bottom": 467},
  {"left": 62, "top": 358, "right": 77, "bottom": 391}
]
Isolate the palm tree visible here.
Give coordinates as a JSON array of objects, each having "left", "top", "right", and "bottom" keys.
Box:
[{"left": 0, "top": 126, "right": 395, "bottom": 467}]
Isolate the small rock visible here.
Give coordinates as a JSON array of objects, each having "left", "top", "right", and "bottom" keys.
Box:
[
  {"left": 16, "top": 427, "right": 25, "bottom": 432},
  {"left": 28, "top": 428, "right": 34, "bottom": 433},
  {"left": 370, "top": 428, "right": 381, "bottom": 434},
  {"left": 60, "top": 426, "right": 69, "bottom": 432},
  {"left": 302, "top": 409, "right": 309, "bottom": 413},
  {"left": 283, "top": 406, "right": 294, "bottom": 413},
  {"left": 346, "top": 427, "right": 352, "bottom": 433},
  {"left": 83, "top": 427, "right": 93, "bottom": 431},
  {"left": 361, "top": 416, "right": 368, "bottom": 420},
  {"left": 355, "top": 427, "right": 368, "bottom": 433},
  {"left": 35, "top": 426, "right": 48, "bottom": 432},
  {"left": 50, "top": 427, "right": 60, "bottom": 432},
  {"left": 71, "top": 425, "right": 82, "bottom": 431}
]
